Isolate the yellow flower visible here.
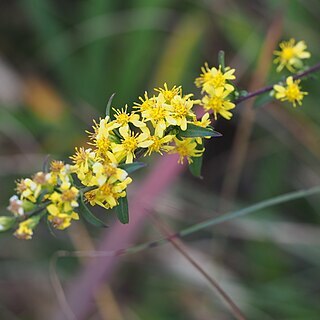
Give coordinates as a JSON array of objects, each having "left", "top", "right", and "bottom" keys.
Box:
[
  {"left": 50, "top": 160, "right": 65, "bottom": 173},
  {"left": 273, "top": 76, "right": 307, "bottom": 107},
  {"left": 202, "top": 87, "right": 235, "bottom": 120},
  {"left": 112, "top": 129, "right": 153, "bottom": 163},
  {"left": 14, "top": 216, "right": 40, "bottom": 240},
  {"left": 48, "top": 161, "right": 65, "bottom": 186},
  {"left": 192, "top": 112, "right": 211, "bottom": 128},
  {"left": 274, "top": 39, "right": 311, "bottom": 72},
  {"left": 47, "top": 204, "right": 79, "bottom": 230},
  {"left": 166, "top": 95, "right": 197, "bottom": 131},
  {"left": 144, "top": 134, "right": 174, "bottom": 156},
  {"left": 14, "top": 220, "right": 33, "bottom": 240},
  {"left": 134, "top": 91, "right": 156, "bottom": 113},
  {"left": 140, "top": 93, "right": 170, "bottom": 137},
  {"left": 112, "top": 105, "right": 145, "bottom": 136},
  {"left": 70, "top": 148, "right": 96, "bottom": 183},
  {"left": 85, "top": 177, "right": 132, "bottom": 209},
  {"left": 86, "top": 117, "right": 119, "bottom": 158},
  {"left": 79, "top": 156, "right": 132, "bottom": 209},
  {"left": 170, "top": 138, "right": 204, "bottom": 164},
  {"left": 154, "top": 83, "right": 182, "bottom": 102},
  {"left": 195, "top": 63, "right": 235, "bottom": 93},
  {"left": 91, "top": 161, "right": 128, "bottom": 186},
  {"left": 16, "top": 178, "right": 41, "bottom": 203},
  {"left": 90, "top": 116, "right": 118, "bottom": 140},
  {"left": 47, "top": 185, "right": 80, "bottom": 230}
]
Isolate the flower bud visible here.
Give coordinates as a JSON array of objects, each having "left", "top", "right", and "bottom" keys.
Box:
[{"left": 0, "top": 216, "right": 16, "bottom": 232}]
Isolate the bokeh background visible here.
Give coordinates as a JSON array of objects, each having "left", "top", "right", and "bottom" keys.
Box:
[{"left": 1, "top": 0, "right": 320, "bottom": 319}]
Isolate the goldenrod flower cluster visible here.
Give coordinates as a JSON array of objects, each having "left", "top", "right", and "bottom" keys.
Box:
[
  {"left": 3, "top": 82, "right": 218, "bottom": 239},
  {"left": 2, "top": 38, "right": 314, "bottom": 240},
  {"left": 195, "top": 63, "right": 236, "bottom": 120},
  {"left": 272, "top": 39, "right": 311, "bottom": 107}
]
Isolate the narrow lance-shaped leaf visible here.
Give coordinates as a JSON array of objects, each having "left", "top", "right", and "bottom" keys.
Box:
[
  {"left": 105, "top": 93, "right": 116, "bottom": 118},
  {"left": 218, "top": 50, "right": 225, "bottom": 72},
  {"left": 189, "top": 141, "right": 204, "bottom": 178},
  {"left": 189, "top": 156, "right": 203, "bottom": 178},
  {"left": 42, "top": 154, "right": 51, "bottom": 173},
  {"left": 79, "top": 192, "right": 108, "bottom": 228},
  {"left": 118, "top": 162, "right": 147, "bottom": 174},
  {"left": 115, "top": 195, "right": 129, "bottom": 224},
  {"left": 179, "top": 124, "right": 222, "bottom": 138}
]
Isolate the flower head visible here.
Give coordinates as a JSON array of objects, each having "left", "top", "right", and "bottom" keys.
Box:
[
  {"left": 140, "top": 93, "right": 171, "bottom": 137},
  {"left": 170, "top": 138, "right": 204, "bottom": 164},
  {"left": 15, "top": 178, "right": 42, "bottom": 203},
  {"left": 47, "top": 184, "right": 80, "bottom": 230},
  {"left": 166, "top": 94, "right": 197, "bottom": 131},
  {"left": 273, "top": 76, "right": 307, "bottom": 107},
  {"left": 112, "top": 105, "right": 145, "bottom": 136},
  {"left": 154, "top": 83, "right": 182, "bottom": 102},
  {"left": 84, "top": 175, "right": 132, "bottom": 209},
  {"left": 134, "top": 91, "right": 156, "bottom": 113},
  {"left": 47, "top": 207, "right": 79, "bottom": 230},
  {"left": 112, "top": 129, "right": 153, "bottom": 163},
  {"left": 14, "top": 216, "right": 40, "bottom": 240},
  {"left": 201, "top": 87, "right": 235, "bottom": 120},
  {"left": 195, "top": 63, "right": 235, "bottom": 93},
  {"left": 274, "top": 39, "right": 311, "bottom": 72},
  {"left": 144, "top": 134, "right": 174, "bottom": 156}
]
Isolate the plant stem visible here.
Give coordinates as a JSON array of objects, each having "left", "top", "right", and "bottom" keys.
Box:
[
  {"left": 151, "top": 214, "right": 247, "bottom": 320},
  {"left": 55, "top": 185, "right": 320, "bottom": 260},
  {"left": 25, "top": 201, "right": 51, "bottom": 218},
  {"left": 235, "top": 62, "right": 320, "bottom": 105},
  {"left": 131, "top": 185, "right": 320, "bottom": 254}
]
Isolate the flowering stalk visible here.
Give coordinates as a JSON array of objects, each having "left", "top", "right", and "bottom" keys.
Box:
[
  {"left": 235, "top": 61, "right": 320, "bottom": 105},
  {"left": 1, "top": 37, "right": 318, "bottom": 239}
]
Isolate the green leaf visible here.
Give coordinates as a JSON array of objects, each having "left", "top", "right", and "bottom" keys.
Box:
[
  {"left": 218, "top": 50, "right": 225, "bottom": 72},
  {"left": 188, "top": 140, "right": 204, "bottom": 178},
  {"left": 189, "top": 155, "right": 203, "bottom": 178},
  {"left": 79, "top": 192, "right": 108, "bottom": 228},
  {"left": 179, "top": 124, "right": 222, "bottom": 138},
  {"left": 42, "top": 154, "right": 51, "bottom": 173},
  {"left": 105, "top": 93, "right": 116, "bottom": 117},
  {"left": 118, "top": 162, "right": 147, "bottom": 174},
  {"left": 115, "top": 196, "right": 129, "bottom": 224}
]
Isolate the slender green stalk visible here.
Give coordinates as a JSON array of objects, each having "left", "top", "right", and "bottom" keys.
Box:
[
  {"left": 55, "top": 185, "right": 320, "bottom": 259},
  {"left": 129, "top": 185, "right": 320, "bottom": 254},
  {"left": 179, "top": 185, "right": 320, "bottom": 238}
]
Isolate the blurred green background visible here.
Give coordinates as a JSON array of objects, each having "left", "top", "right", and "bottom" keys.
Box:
[{"left": 1, "top": 0, "right": 320, "bottom": 319}]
